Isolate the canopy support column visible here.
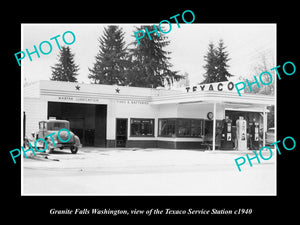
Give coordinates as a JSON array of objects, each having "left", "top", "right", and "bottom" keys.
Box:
[
  {"left": 212, "top": 102, "right": 217, "bottom": 151},
  {"left": 263, "top": 106, "right": 266, "bottom": 147}
]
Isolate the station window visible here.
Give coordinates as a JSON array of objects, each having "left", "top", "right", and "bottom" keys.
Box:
[
  {"left": 130, "top": 118, "right": 154, "bottom": 137},
  {"left": 191, "top": 119, "right": 204, "bottom": 137},
  {"left": 158, "top": 119, "right": 176, "bottom": 137},
  {"left": 177, "top": 119, "right": 191, "bottom": 136},
  {"left": 158, "top": 118, "right": 204, "bottom": 138},
  {"left": 177, "top": 119, "right": 204, "bottom": 137}
]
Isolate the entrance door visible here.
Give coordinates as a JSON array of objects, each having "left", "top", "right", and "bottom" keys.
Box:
[{"left": 116, "top": 119, "right": 127, "bottom": 147}]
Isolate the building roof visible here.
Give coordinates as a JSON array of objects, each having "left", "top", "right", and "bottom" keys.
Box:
[
  {"left": 40, "top": 119, "right": 69, "bottom": 123},
  {"left": 24, "top": 80, "right": 275, "bottom": 108},
  {"left": 150, "top": 90, "right": 274, "bottom": 106}
]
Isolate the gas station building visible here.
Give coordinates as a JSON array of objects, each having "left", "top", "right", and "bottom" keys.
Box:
[{"left": 23, "top": 80, "right": 275, "bottom": 150}]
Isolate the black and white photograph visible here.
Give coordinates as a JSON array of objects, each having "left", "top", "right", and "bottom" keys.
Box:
[
  {"left": 4, "top": 4, "right": 298, "bottom": 220},
  {"left": 21, "top": 23, "right": 276, "bottom": 195}
]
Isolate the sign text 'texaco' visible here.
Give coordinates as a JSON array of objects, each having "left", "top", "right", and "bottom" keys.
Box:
[{"left": 186, "top": 81, "right": 235, "bottom": 93}]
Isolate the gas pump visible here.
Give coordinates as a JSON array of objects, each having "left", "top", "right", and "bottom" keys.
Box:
[
  {"left": 249, "top": 118, "right": 259, "bottom": 149},
  {"left": 221, "top": 116, "right": 233, "bottom": 149},
  {"left": 236, "top": 116, "right": 247, "bottom": 151},
  {"left": 254, "top": 122, "right": 259, "bottom": 141}
]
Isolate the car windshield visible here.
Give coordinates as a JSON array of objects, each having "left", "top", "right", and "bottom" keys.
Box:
[{"left": 47, "top": 122, "right": 69, "bottom": 130}]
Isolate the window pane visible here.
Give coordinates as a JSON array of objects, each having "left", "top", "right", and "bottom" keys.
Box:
[
  {"left": 177, "top": 119, "right": 203, "bottom": 137},
  {"left": 131, "top": 120, "right": 140, "bottom": 136},
  {"left": 141, "top": 120, "right": 153, "bottom": 135},
  {"left": 159, "top": 118, "right": 204, "bottom": 137},
  {"left": 191, "top": 120, "right": 202, "bottom": 137},
  {"left": 167, "top": 120, "right": 176, "bottom": 136},
  {"left": 159, "top": 119, "right": 167, "bottom": 136},
  {"left": 159, "top": 119, "right": 175, "bottom": 137},
  {"left": 191, "top": 119, "right": 200, "bottom": 127},
  {"left": 47, "top": 122, "right": 68, "bottom": 130},
  {"left": 178, "top": 119, "right": 191, "bottom": 136},
  {"left": 131, "top": 119, "right": 154, "bottom": 136}
]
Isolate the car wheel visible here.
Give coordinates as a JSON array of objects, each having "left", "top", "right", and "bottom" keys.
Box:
[{"left": 70, "top": 147, "right": 78, "bottom": 154}]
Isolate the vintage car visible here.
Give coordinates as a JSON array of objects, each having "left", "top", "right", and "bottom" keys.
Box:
[
  {"left": 266, "top": 127, "right": 275, "bottom": 146},
  {"left": 36, "top": 119, "right": 81, "bottom": 154}
]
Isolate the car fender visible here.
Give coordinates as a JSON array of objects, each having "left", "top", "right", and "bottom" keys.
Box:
[{"left": 74, "top": 135, "right": 81, "bottom": 147}]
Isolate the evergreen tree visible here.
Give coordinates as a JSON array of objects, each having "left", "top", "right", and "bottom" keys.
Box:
[
  {"left": 128, "top": 25, "right": 183, "bottom": 88},
  {"left": 88, "top": 25, "right": 129, "bottom": 85},
  {"left": 201, "top": 42, "right": 218, "bottom": 84},
  {"left": 201, "top": 39, "right": 233, "bottom": 84},
  {"left": 50, "top": 46, "right": 79, "bottom": 82},
  {"left": 215, "top": 39, "right": 233, "bottom": 82}
]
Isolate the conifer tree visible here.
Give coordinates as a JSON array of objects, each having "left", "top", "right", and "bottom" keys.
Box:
[
  {"left": 201, "top": 42, "right": 218, "bottom": 84},
  {"left": 201, "top": 39, "right": 233, "bottom": 84},
  {"left": 88, "top": 25, "right": 129, "bottom": 85},
  {"left": 215, "top": 39, "right": 233, "bottom": 82},
  {"left": 50, "top": 46, "right": 79, "bottom": 82},
  {"left": 128, "top": 25, "right": 183, "bottom": 88}
]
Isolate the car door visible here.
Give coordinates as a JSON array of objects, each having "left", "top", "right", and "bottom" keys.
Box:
[{"left": 38, "top": 121, "right": 46, "bottom": 139}]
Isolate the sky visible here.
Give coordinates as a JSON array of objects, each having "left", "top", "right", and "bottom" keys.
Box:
[{"left": 21, "top": 23, "right": 276, "bottom": 86}]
